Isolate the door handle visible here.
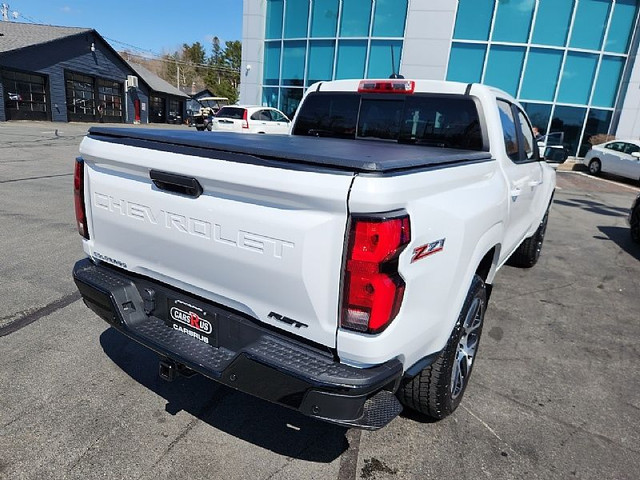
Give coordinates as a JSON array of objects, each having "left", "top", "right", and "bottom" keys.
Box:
[
  {"left": 528, "top": 179, "right": 542, "bottom": 187},
  {"left": 150, "top": 170, "right": 203, "bottom": 198},
  {"left": 510, "top": 187, "right": 523, "bottom": 198}
]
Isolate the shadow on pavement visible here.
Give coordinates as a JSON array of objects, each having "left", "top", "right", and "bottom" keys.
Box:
[
  {"left": 554, "top": 197, "right": 631, "bottom": 217},
  {"left": 99, "top": 328, "right": 349, "bottom": 462},
  {"left": 596, "top": 226, "right": 640, "bottom": 261}
]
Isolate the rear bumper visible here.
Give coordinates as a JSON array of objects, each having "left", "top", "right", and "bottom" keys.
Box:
[{"left": 73, "top": 258, "right": 403, "bottom": 429}]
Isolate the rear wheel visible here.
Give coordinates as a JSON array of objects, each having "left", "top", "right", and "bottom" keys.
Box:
[
  {"left": 631, "top": 202, "right": 640, "bottom": 244},
  {"left": 398, "top": 275, "right": 486, "bottom": 419},
  {"left": 588, "top": 158, "right": 601, "bottom": 175}
]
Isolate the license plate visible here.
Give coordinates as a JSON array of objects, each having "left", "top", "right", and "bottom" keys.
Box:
[{"left": 166, "top": 298, "right": 216, "bottom": 346}]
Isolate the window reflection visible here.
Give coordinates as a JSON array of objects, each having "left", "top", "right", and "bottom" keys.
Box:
[
  {"left": 551, "top": 106, "right": 586, "bottom": 156},
  {"left": 581, "top": 109, "right": 613, "bottom": 156}
]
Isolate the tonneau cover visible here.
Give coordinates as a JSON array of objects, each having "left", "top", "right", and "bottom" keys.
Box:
[{"left": 88, "top": 127, "right": 493, "bottom": 174}]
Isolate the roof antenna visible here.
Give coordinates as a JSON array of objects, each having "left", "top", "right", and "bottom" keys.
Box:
[{"left": 389, "top": 45, "right": 404, "bottom": 79}]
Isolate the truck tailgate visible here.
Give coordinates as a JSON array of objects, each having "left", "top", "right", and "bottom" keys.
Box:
[{"left": 79, "top": 134, "right": 354, "bottom": 348}]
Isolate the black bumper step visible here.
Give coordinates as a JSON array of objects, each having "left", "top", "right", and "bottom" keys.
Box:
[{"left": 73, "top": 258, "right": 403, "bottom": 429}]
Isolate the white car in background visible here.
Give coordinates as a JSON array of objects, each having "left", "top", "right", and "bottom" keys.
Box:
[
  {"left": 210, "top": 106, "right": 291, "bottom": 134},
  {"left": 583, "top": 140, "right": 640, "bottom": 181}
]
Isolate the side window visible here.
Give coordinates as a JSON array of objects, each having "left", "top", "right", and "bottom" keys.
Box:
[
  {"left": 607, "top": 142, "right": 624, "bottom": 152},
  {"left": 517, "top": 110, "right": 537, "bottom": 160},
  {"left": 624, "top": 143, "right": 640, "bottom": 155},
  {"left": 271, "top": 110, "right": 288, "bottom": 122},
  {"left": 497, "top": 100, "right": 519, "bottom": 161},
  {"left": 251, "top": 110, "right": 271, "bottom": 121}
]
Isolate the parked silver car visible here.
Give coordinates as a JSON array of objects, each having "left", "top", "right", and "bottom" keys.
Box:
[{"left": 583, "top": 140, "right": 640, "bottom": 182}]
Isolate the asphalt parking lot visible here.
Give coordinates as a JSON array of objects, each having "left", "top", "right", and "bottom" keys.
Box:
[{"left": 1, "top": 122, "right": 639, "bottom": 480}]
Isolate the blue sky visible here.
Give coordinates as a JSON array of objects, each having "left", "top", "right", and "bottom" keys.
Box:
[{"left": 7, "top": 0, "right": 243, "bottom": 57}]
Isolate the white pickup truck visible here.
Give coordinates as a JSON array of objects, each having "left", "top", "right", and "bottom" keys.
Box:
[{"left": 73, "top": 79, "right": 555, "bottom": 430}]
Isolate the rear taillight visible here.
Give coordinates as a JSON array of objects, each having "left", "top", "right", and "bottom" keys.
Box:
[
  {"left": 242, "top": 109, "right": 249, "bottom": 129},
  {"left": 74, "top": 157, "right": 89, "bottom": 239},
  {"left": 341, "top": 213, "right": 410, "bottom": 334},
  {"left": 357, "top": 80, "right": 415, "bottom": 94}
]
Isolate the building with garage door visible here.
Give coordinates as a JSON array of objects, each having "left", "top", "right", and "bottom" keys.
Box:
[
  {"left": 126, "top": 61, "right": 189, "bottom": 124},
  {"left": 0, "top": 21, "right": 184, "bottom": 124},
  {"left": 240, "top": 0, "right": 640, "bottom": 157}
]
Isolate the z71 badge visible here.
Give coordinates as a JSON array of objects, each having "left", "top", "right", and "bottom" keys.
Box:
[{"left": 411, "top": 238, "right": 445, "bottom": 263}]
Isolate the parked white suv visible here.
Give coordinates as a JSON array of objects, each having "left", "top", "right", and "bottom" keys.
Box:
[{"left": 210, "top": 106, "right": 291, "bottom": 134}]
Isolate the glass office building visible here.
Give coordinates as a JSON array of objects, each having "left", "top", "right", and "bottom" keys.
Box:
[
  {"left": 241, "top": 0, "right": 640, "bottom": 156},
  {"left": 259, "top": 0, "right": 408, "bottom": 119}
]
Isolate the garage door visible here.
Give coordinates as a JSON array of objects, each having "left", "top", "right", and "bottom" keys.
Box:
[
  {"left": 65, "top": 72, "right": 124, "bottom": 123},
  {"left": 2, "top": 70, "right": 49, "bottom": 121}
]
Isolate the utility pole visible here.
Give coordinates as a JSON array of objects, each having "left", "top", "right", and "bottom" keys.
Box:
[{"left": 1, "top": 4, "right": 9, "bottom": 21}]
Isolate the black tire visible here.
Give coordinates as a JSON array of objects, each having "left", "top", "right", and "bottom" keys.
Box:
[
  {"left": 507, "top": 203, "right": 550, "bottom": 268},
  {"left": 206, "top": 123, "right": 212, "bottom": 131},
  {"left": 196, "top": 126, "right": 205, "bottom": 131},
  {"left": 631, "top": 202, "right": 640, "bottom": 244},
  {"left": 398, "top": 275, "right": 486, "bottom": 420},
  {"left": 588, "top": 158, "right": 601, "bottom": 175}
]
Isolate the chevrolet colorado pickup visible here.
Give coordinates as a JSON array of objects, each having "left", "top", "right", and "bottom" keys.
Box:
[{"left": 73, "top": 79, "right": 556, "bottom": 430}]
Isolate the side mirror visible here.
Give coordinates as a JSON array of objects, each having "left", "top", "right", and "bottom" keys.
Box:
[
  {"left": 544, "top": 146, "right": 569, "bottom": 163},
  {"left": 632, "top": 151, "right": 640, "bottom": 159}
]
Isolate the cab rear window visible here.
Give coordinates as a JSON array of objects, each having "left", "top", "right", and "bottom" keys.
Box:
[{"left": 293, "top": 92, "right": 485, "bottom": 151}]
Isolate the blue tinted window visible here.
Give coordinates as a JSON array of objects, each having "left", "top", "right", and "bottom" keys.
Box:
[
  {"left": 581, "top": 109, "right": 613, "bottom": 155},
  {"left": 281, "top": 41, "right": 305, "bottom": 86},
  {"left": 284, "top": 0, "right": 309, "bottom": 38},
  {"left": 340, "top": 0, "right": 372, "bottom": 37},
  {"left": 372, "top": 0, "right": 407, "bottom": 37},
  {"left": 570, "top": 0, "right": 611, "bottom": 50},
  {"left": 307, "top": 40, "right": 335, "bottom": 85},
  {"left": 264, "top": 42, "right": 281, "bottom": 85},
  {"left": 367, "top": 40, "right": 403, "bottom": 78},
  {"left": 580, "top": 108, "right": 613, "bottom": 152},
  {"left": 484, "top": 46, "right": 525, "bottom": 97},
  {"left": 280, "top": 88, "right": 303, "bottom": 119},
  {"left": 265, "top": 0, "right": 284, "bottom": 39},
  {"left": 521, "top": 103, "right": 552, "bottom": 135},
  {"left": 592, "top": 56, "right": 625, "bottom": 108},
  {"left": 557, "top": 53, "right": 598, "bottom": 105},
  {"left": 311, "top": 0, "right": 338, "bottom": 37},
  {"left": 520, "top": 48, "right": 563, "bottom": 101},
  {"left": 551, "top": 106, "right": 586, "bottom": 156},
  {"left": 447, "top": 43, "right": 486, "bottom": 83},
  {"left": 492, "top": 0, "right": 535, "bottom": 43},
  {"left": 453, "top": 0, "right": 493, "bottom": 41},
  {"left": 335, "top": 40, "right": 367, "bottom": 79},
  {"left": 262, "top": 87, "right": 279, "bottom": 108},
  {"left": 532, "top": 0, "right": 574, "bottom": 46},
  {"left": 605, "top": 0, "right": 638, "bottom": 53}
]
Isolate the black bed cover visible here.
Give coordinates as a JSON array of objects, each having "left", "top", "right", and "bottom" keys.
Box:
[{"left": 87, "top": 127, "right": 493, "bottom": 174}]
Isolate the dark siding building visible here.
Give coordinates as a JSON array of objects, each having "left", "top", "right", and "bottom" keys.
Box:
[
  {"left": 126, "top": 62, "right": 189, "bottom": 124},
  {"left": 0, "top": 22, "right": 185, "bottom": 124}
]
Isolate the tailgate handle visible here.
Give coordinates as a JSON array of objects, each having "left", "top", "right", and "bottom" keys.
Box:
[{"left": 150, "top": 170, "right": 203, "bottom": 198}]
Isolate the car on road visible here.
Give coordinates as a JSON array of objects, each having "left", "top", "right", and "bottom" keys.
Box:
[
  {"left": 630, "top": 194, "right": 640, "bottom": 244},
  {"left": 583, "top": 140, "right": 640, "bottom": 182},
  {"left": 210, "top": 106, "right": 291, "bottom": 134}
]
